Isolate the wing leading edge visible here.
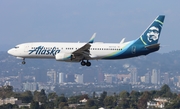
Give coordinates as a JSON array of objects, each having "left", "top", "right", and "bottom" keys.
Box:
[{"left": 72, "top": 33, "right": 96, "bottom": 60}]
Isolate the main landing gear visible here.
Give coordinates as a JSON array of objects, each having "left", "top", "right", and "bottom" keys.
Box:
[
  {"left": 22, "top": 58, "right": 26, "bottom": 65},
  {"left": 81, "top": 60, "right": 91, "bottom": 67}
]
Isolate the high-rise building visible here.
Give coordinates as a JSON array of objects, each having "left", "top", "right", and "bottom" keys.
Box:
[
  {"left": 151, "top": 69, "right": 160, "bottom": 85},
  {"left": 66, "top": 74, "right": 75, "bottom": 83},
  {"left": 23, "top": 82, "right": 38, "bottom": 91},
  {"left": 98, "top": 72, "right": 104, "bottom": 83},
  {"left": 59, "top": 73, "right": 65, "bottom": 83},
  {"left": 130, "top": 67, "right": 138, "bottom": 84},
  {"left": 163, "top": 73, "right": 169, "bottom": 85},
  {"left": 75, "top": 74, "right": 83, "bottom": 84},
  {"left": 140, "top": 76, "right": 145, "bottom": 82},
  {"left": 145, "top": 72, "right": 151, "bottom": 84},
  {"left": 177, "top": 76, "right": 180, "bottom": 87},
  {"left": 105, "top": 75, "right": 113, "bottom": 84},
  {"left": 47, "top": 70, "right": 57, "bottom": 84}
]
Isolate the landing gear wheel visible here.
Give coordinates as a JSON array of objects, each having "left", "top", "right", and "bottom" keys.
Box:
[
  {"left": 86, "top": 62, "right": 91, "bottom": 66},
  {"left": 22, "top": 61, "right": 26, "bottom": 64},
  {"left": 81, "top": 61, "right": 86, "bottom": 66},
  {"left": 81, "top": 60, "right": 91, "bottom": 66},
  {"left": 22, "top": 58, "right": 26, "bottom": 65}
]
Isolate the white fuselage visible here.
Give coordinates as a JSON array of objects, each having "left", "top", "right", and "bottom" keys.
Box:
[{"left": 8, "top": 41, "right": 132, "bottom": 61}]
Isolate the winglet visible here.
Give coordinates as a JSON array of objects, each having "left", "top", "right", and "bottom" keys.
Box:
[
  {"left": 120, "top": 38, "right": 125, "bottom": 44},
  {"left": 88, "top": 33, "right": 96, "bottom": 43}
]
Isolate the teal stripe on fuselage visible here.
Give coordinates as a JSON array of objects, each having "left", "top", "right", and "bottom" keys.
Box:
[{"left": 102, "top": 40, "right": 136, "bottom": 59}]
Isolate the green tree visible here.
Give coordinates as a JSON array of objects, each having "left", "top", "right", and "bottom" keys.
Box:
[
  {"left": 118, "top": 98, "right": 129, "bottom": 109},
  {"left": 130, "top": 90, "right": 140, "bottom": 99},
  {"left": 129, "top": 90, "right": 140, "bottom": 108},
  {"left": 30, "top": 100, "right": 39, "bottom": 109},
  {"left": 41, "top": 101, "right": 54, "bottom": 109},
  {"left": 39, "top": 105, "right": 45, "bottom": 109},
  {"left": 20, "top": 91, "right": 33, "bottom": 103},
  {"left": 19, "top": 106, "right": 30, "bottom": 109},
  {"left": 3, "top": 85, "right": 13, "bottom": 92},
  {"left": 100, "top": 91, "right": 107, "bottom": 100},
  {"left": 119, "top": 91, "right": 129, "bottom": 99},
  {"left": 40, "top": 89, "right": 47, "bottom": 103},
  {"left": 48, "top": 92, "right": 58, "bottom": 100},
  {"left": 55, "top": 95, "right": 68, "bottom": 108},
  {"left": 59, "top": 102, "right": 68, "bottom": 108},
  {"left": 165, "top": 94, "right": 180, "bottom": 109},
  {"left": 86, "top": 99, "right": 95, "bottom": 107},
  {"left": 80, "top": 94, "right": 89, "bottom": 100},
  {"left": 98, "top": 91, "right": 107, "bottom": 107},
  {"left": 0, "top": 103, "right": 15, "bottom": 109},
  {"left": 161, "top": 84, "right": 171, "bottom": 92},
  {"left": 0, "top": 85, "right": 14, "bottom": 98},
  {"left": 92, "top": 91, "right": 96, "bottom": 99},
  {"left": 68, "top": 96, "right": 80, "bottom": 104},
  {"left": 149, "top": 90, "right": 158, "bottom": 98},
  {"left": 33, "top": 89, "right": 47, "bottom": 103},
  {"left": 159, "top": 84, "right": 173, "bottom": 98},
  {"left": 137, "top": 91, "right": 151, "bottom": 109},
  {"left": 104, "top": 96, "right": 116, "bottom": 108}
]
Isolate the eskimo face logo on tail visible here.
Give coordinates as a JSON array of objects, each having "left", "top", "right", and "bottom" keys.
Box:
[
  {"left": 29, "top": 46, "right": 60, "bottom": 56},
  {"left": 147, "top": 26, "right": 159, "bottom": 42}
]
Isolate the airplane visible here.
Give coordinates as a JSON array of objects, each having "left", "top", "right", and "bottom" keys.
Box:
[{"left": 8, "top": 15, "right": 165, "bottom": 67}]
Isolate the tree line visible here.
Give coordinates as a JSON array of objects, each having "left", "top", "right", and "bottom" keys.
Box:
[{"left": 0, "top": 84, "right": 180, "bottom": 109}]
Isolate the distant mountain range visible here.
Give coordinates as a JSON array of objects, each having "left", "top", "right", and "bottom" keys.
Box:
[{"left": 1, "top": 51, "right": 180, "bottom": 78}]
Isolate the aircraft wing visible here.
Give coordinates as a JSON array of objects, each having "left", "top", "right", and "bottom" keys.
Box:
[
  {"left": 72, "top": 43, "right": 91, "bottom": 60},
  {"left": 71, "top": 33, "right": 96, "bottom": 60}
]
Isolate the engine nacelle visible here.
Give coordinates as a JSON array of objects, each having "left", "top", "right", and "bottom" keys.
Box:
[{"left": 55, "top": 53, "right": 72, "bottom": 61}]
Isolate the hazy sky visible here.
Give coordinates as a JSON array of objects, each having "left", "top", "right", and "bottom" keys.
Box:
[{"left": 0, "top": 1, "right": 179, "bottom": 53}]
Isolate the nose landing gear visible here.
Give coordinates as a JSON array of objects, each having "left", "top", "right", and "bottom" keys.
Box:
[{"left": 22, "top": 58, "right": 26, "bottom": 64}]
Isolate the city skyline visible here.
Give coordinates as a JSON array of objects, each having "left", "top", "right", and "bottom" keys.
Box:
[{"left": 2, "top": 64, "right": 180, "bottom": 92}]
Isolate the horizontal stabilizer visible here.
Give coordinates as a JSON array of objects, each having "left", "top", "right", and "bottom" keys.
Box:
[{"left": 145, "top": 43, "right": 160, "bottom": 49}]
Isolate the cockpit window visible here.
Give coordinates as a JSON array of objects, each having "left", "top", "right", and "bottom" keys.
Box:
[{"left": 14, "top": 46, "right": 19, "bottom": 48}]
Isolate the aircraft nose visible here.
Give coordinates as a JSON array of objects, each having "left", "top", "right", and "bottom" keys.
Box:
[{"left": 7, "top": 49, "right": 14, "bottom": 55}]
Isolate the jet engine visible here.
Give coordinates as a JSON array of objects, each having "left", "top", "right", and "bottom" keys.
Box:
[{"left": 55, "top": 53, "right": 72, "bottom": 61}]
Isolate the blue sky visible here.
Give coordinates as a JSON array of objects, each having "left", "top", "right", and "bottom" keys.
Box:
[{"left": 0, "top": 1, "right": 179, "bottom": 53}]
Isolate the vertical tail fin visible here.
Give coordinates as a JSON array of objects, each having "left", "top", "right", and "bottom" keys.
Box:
[{"left": 138, "top": 15, "right": 165, "bottom": 45}]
